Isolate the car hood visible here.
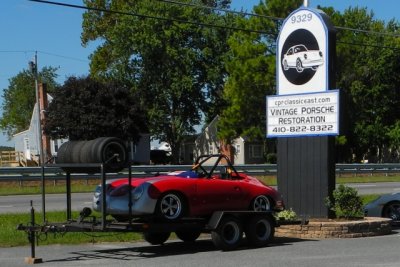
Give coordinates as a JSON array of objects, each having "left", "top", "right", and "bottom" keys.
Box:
[{"left": 109, "top": 175, "right": 183, "bottom": 188}]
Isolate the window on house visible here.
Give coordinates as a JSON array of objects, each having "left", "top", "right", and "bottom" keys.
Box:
[
  {"left": 23, "top": 138, "right": 30, "bottom": 150},
  {"left": 249, "top": 145, "right": 262, "bottom": 158},
  {"left": 209, "top": 144, "right": 214, "bottom": 154},
  {"left": 235, "top": 144, "right": 241, "bottom": 154},
  {"left": 54, "top": 141, "right": 58, "bottom": 152}
]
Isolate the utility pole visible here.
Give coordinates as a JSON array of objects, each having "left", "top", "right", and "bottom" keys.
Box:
[
  {"left": 29, "top": 52, "right": 46, "bottom": 222},
  {"left": 304, "top": 0, "right": 309, "bottom": 7}
]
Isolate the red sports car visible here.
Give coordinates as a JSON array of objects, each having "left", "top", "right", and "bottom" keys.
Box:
[{"left": 93, "top": 154, "right": 284, "bottom": 221}]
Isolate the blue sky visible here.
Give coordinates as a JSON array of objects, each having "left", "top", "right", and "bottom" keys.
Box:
[{"left": 0, "top": 0, "right": 399, "bottom": 147}]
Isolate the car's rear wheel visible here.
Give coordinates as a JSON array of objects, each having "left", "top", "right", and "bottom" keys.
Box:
[
  {"left": 251, "top": 195, "right": 271, "bottom": 211},
  {"left": 143, "top": 232, "right": 171, "bottom": 245},
  {"left": 382, "top": 201, "right": 400, "bottom": 220},
  {"left": 175, "top": 230, "right": 201, "bottom": 242},
  {"left": 296, "top": 58, "right": 304, "bottom": 73},
  {"left": 157, "top": 192, "right": 186, "bottom": 220}
]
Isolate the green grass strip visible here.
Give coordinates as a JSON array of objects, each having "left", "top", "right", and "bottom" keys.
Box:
[{"left": 0, "top": 211, "right": 142, "bottom": 248}]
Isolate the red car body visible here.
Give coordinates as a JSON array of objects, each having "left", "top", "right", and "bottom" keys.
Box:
[{"left": 93, "top": 154, "right": 284, "bottom": 221}]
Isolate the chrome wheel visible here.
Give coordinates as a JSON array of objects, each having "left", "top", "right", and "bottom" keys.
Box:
[
  {"left": 252, "top": 195, "right": 271, "bottom": 211},
  {"left": 159, "top": 193, "right": 184, "bottom": 220}
]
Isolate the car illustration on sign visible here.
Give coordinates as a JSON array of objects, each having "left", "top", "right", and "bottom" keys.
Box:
[{"left": 282, "top": 44, "right": 324, "bottom": 73}]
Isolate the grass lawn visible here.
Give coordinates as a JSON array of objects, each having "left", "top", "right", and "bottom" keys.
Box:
[{"left": 0, "top": 211, "right": 142, "bottom": 248}]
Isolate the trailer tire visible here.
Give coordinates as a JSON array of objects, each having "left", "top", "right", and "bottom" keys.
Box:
[
  {"left": 211, "top": 216, "right": 243, "bottom": 251},
  {"left": 245, "top": 215, "right": 274, "bottom": 247},
  {"left": 175, "top": 230, "right": 201, "bottom": 242},
  {"left": 143, "top": 232, "right": 171, "bottom": 245}
]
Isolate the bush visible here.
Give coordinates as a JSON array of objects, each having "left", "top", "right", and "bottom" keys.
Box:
[
  {"left": 276, "top": 208, "right": 297, "bottom": 221},
  {"left": 265, "top": 153, "right": 277, "bottom": 164},
  {"left": 325, "top": 184, "right": 364, "bottom": 219}
]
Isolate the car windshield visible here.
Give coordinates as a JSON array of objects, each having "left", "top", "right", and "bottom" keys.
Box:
[{"left": 294, "top": 45, "right": 307, "bottom": 53}]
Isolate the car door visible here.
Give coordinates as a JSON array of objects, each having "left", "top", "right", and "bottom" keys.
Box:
[{"left": 194, "top": 177, "right": 247, "bottom": 215}]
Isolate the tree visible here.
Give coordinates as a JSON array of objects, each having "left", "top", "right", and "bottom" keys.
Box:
[
  {"left": 81, "top": 0, "right": 234, "bottom": 163},
  {"left": 218, "top": 0, "right": 302, "bottom": 143},
  {"left": 44, "top": 76, "right": 147, "bottom": 141},
  {"left": 323, "top": 6, "right": 400, "bottom": 162},
  {"left": 0, "top": 67, "right": 58, "bottom": 138}
]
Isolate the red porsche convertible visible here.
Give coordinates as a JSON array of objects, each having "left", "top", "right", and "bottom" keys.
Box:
[{"left": 93, "top": 154, "right": 284, "bottom": 221}]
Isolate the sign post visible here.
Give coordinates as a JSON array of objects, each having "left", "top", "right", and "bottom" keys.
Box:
[{"left": 268, "top": 6, "right": 338, "bottom": 218}]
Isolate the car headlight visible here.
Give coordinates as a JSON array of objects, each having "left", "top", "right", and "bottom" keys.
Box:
[{"left": 133, "top": 186, "right": 144, "bottom": 200}]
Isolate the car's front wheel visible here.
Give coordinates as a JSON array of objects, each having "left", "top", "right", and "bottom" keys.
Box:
[
  {"left": 251, "top": 195, "right": 271, "bottom": 211},
  {"left": 283, "top": 59, "right": 289, "bottom": 70},
  {"left": 382, "top": 201, "right": 400, "bottom": 220},
  {"left": 157, "top": 192, "right": 186, "bottom": 220}
]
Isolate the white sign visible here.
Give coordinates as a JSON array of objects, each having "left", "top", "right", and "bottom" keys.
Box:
[
  {"left": 277, "top": 8, "right": 329, "bottom": 95},
  {"left": 266, "top": 91, "right": 339, "bottom": 137}
]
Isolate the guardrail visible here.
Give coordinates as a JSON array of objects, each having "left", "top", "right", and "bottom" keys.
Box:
[{"left": 0, "top": 163, "right": 400, "bottom": 184}]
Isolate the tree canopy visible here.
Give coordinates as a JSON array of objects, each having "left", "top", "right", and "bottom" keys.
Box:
[
  {"left": 321, "top": 6, "right": 400, "bottom": 162},
  {"left": 81, "top": 0, "right": 234, "bottom": 162},
  {"left": 44, "top": 76, "right": 147, "bottom": 141},
  {"left": 218, "top": 0, "right": 303, "bottom": 143},
  {"left": 0, "top": 67, "right": 58, "bottom": 138}
]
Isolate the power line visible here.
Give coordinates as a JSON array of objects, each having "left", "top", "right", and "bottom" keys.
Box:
[
  {"left": 156, "top": 0, "right": 400, "bottom": 39},
  {"left": 337, "top": 41, "right": 400, "bottom": 51},
  {"left": 0, "top": 50, "right": 88, "bottom": 63},
  {"left": 336, "top": 26, "right": 400, "bottom": 38},
  {"left": 29, "top": 0, "right": 400, "bottom": 49},
  {"left": 28, "top": 0, "right": 277, "bottom": 35},
  {"left": 38, "top": 51, "right": 88, "bottom": 63},
  {"left": 155, "top": 0, "right": 282, "bottom": 21}
]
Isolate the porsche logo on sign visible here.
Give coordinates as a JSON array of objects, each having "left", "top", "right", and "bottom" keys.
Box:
[{"left": 277, "top": 7, "right": 331, "bottom": 95}]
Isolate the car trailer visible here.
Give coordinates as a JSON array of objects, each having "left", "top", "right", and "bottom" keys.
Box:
[{"left": 16, "top": 140, "right": 304, "bottom": 263}]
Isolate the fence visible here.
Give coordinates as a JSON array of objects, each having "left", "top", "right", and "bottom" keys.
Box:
[{"left": 0, "top": 163, "right": 400, "bottom": 184}]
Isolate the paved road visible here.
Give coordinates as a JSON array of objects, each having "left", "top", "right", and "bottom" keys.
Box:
[
  {"left": 346, "top": 182, "right": 400, "bottom": 195},
  {"left": 0, "top": 193, "right": 92, "bottom": 214},
  {"left": 2, "top": 228, "right": 399, "bottom": 267},
  {"left": 1, "top": 182, "right": 400, "bottom": 214}
]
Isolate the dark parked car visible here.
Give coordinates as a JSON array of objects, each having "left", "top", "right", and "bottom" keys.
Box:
[{"left": 364, "top": 192, "right": 400, "bottom": 221}]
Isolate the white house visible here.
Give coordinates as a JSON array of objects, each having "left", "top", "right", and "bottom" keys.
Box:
[
  {"left": 194, "top": 116, "right": 265, "bottom": 164},
  {"left": 12, "top": 94, "right": 68, "bottom": 164}
]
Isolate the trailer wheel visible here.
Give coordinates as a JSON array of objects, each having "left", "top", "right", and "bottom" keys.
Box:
[
  {"left": 245, "top": 215, "right": 274, "bottom": 247},
  {"left": 143, "top": 232, "right": 171, "bottom": 245},
  {"left": 175, "top": 230, "right": 201, "bottom": 242},
  {"left": 211, "top": 216, "right": 243, "bottom": 251}
]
